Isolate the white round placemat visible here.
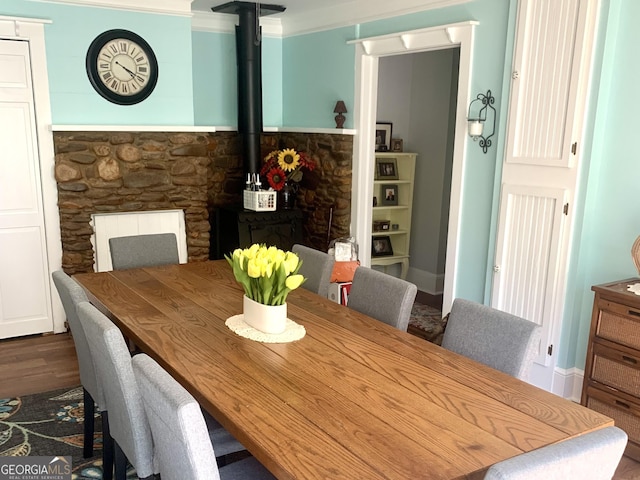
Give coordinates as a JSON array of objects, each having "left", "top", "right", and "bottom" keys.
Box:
[{"left": 225, "top": 314, "right": 306, "bottom": 343}]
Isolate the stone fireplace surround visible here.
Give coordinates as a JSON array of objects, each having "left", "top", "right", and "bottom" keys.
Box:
[{"left": 53, "top": 129, "right": 353, "bottom": 274}]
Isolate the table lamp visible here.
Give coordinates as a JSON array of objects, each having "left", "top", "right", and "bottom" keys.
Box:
[{"left": 334, "top": 100, "right": 347, "bottom": 128}]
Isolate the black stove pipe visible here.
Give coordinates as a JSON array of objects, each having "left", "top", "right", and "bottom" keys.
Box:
[
  {"left": 236, "top": 5, "right": 261, "bottom": 175},
  {"left": 212, "top": 2, "right": 285, "bottom": 175}
]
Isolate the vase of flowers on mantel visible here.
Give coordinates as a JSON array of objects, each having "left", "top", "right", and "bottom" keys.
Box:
[
  {"left": 260, "top": 148, "right": 316, "bottom": 210},
  {"left": 225, "top": 244, "right": 306, "bottom": 334}
]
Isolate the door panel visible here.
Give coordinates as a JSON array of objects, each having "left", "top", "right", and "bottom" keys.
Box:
[
  {"left": 0, "top": 227, "right": 48, "bottom": 336},
  {"left": 0, "top": 104, "right": 38, "bottom": 215},
  {"left": 506, "top": 0, "right": 586, "bottom": 167},
  {"left": 0, "top": 39, "right": 52, "bottom": 338},
  {"left": 493, "top": 0, "right": 598, "bottom": 392},
  {"left": 492, "top": 185, "right": 567, "bottom": 368}
]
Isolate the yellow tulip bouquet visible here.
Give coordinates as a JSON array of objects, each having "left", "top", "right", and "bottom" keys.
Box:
[{"left": 225, "top": 244, "right": 305, "bottom": 306}]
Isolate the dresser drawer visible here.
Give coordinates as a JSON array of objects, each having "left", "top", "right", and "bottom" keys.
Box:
[
  {"left": 586, "top": 387, "right": 638, "bottom": 456},
  {"left": 591, "top": 343, "right": 640, "bottom": 397},
  {"left": 596, "top": 299, "right": 640, "bottom": 350}
]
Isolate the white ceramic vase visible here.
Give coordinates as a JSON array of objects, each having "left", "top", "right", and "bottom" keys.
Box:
[{"left": 243, "top": 295, "right": 287, "bottom": 334}]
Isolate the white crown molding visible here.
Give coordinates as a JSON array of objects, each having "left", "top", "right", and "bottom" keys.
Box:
[
  {"left": 280, "top": 0, "right": 472, "bottom": 37},
  {"left": 191, "top": 0, "right": 471, "bottom": 37},
  {"left": 191, "top": 11, "right": 282, "bottom": 37},
  {"left": 36, "top": 0, "right": 193, "bottom": 17},
  {"left": 40, "top": 0, "right": 472, "bottom": 35}
]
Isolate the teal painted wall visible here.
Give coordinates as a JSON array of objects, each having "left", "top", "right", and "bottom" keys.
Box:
[
  {"left": 1, "top": 0, "right": 194, "bottom": 125},
  {"left": 192, "top": 31, "right": 236, "bottom": 126},
  {"left": 192, "top": 31, "right": 282, "bottom": 126},
  {"left": 560, "top": 0, "right": 640, "bottom": 370},
  {"left": 281, "top": 0, "right": 513, "bottom": 301},
  {"left": 282, "top": 27, "right": 355, "bottom": 129}
]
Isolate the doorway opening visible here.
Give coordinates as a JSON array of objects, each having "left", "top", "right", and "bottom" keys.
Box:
[
  {"left": 349, "top": 21, "right": 477, "bottom": 313},
  {"left": 375, "top": 48, "right": 459, "bottom": 300}
]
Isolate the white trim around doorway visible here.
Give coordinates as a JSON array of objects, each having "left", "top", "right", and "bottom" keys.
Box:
[{"left": 349, "top": 21, "right": 477, "bottom": 313}]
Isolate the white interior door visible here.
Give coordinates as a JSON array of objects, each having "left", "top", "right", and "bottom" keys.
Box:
[
  {"left": 0, "top": 39, "right": 53, "bottom": 339},
  {"left": 492, "top": 0, "right": 598, "bottom": 393}
]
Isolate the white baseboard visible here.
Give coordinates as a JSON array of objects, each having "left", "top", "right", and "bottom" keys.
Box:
[
  {"left": 406, "top": 267, "right": 444, "bottom": 295},
  {"left": 552, "top": 367, "right": 584, "bottom": 402}
]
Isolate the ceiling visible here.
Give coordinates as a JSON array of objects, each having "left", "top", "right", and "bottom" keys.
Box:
[
  {"left": 52, "top": 0, "right": 469, "bottom": 36},
  {"left": 190, "top": 0, "right": 469, "bottom": 36},
  {"left": 191, "top": 0, "right": 348, "bottom": 17}
]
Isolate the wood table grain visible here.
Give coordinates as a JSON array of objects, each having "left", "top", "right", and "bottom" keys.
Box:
[{"left": 74, "top": 260, "right": 612, "bottom": 480}]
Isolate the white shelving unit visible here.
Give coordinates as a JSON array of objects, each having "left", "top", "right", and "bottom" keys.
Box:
[{"left": 371, "top": 152, "right": 416, "bottom": 279}]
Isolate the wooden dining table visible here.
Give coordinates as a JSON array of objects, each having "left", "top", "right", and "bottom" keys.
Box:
[{"left": 74, "top": 260, "right": 613, "bottom": 480}]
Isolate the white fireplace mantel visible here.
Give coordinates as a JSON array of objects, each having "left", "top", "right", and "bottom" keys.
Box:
[{"left": 50, "top": 125, "right": 357, "bottom": 135}]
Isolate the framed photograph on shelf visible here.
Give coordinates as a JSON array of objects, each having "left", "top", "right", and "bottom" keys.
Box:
[
  {"left": 372, "top": 220, "right": 391, "bottom": 232},
  {"left": 371, "top": 235, "right": 394, "bottom": 257},
  {"left": 391, "top": 138, "right": 403, "bottom": 152},
  {"left": 375, "top": 122, "right": 392, "bottom": 151},
  {"left": 381, "top": 184, "right": 398, "bottom": 206},
  {"left": 375, "top": 157, "right": 398, "bottom": 180}
]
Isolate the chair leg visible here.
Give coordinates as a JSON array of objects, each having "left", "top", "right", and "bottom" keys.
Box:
[
  {"left": 82, "top": 388, "right": 95, "bottom": 458},
  {"left": 101, "top": 411, "right": 114, "bottom": 480},
  {"left": 114, "top": 441, "right": 128, "bottom": 480}
]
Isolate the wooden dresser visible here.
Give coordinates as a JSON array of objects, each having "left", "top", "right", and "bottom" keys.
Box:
[{"left": 582, "top": 278, "right": 640, "bottom": 460}]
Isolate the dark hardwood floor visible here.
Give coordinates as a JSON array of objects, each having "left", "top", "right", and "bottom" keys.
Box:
[
  {"left": 0, "top": 332, "right": 639, "bottom": 478},
  {"left": 0, "top": 332, "right": 80, "bottom": 398}
]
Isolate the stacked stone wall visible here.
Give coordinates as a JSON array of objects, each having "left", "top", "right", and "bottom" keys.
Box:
[{"left": 53, "top": 130, "right": 352, "bottom": 274}]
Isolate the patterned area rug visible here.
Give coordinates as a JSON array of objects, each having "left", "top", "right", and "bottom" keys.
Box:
[
  {"left": 408, "top": 302, "right": 447, "bottom": 345},
  {"left": 0, "top": 386, "right": 136, "bottom": 479}
]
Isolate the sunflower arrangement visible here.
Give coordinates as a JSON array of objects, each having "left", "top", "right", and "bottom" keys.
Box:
[{"left": 260, "top": 148, "right": 316, "bottom": 191}]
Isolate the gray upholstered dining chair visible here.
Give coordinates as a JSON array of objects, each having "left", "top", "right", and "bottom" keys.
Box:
[
  {"left": 347, "top": 266, "right": 417, "bottom": 332},
  {"left": 78, "top": 301, "right": 247, "bottom": 480},
  {"left": 78, "top": 301, "right": 156, "bottom": 480},
  {"left": 441, "top": 298, "right": 542, "bottom": 380},
  {"left": 51, "top": 270, "right": 114, "bottom": 480},
  {"left": 484, "top": 425, "right": 627, "bottom": 479},
  {"left": 132, "top": 353, "right": 276, "bottom": 480},
  {"left": 292, "top": 243, "right": 335, "bottom": 298},
  {"left": 109, "top": 232, "right": 179, "bottom": 270}
]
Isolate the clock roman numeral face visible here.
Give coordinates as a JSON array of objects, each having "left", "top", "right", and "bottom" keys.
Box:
[
  {"left": 96, "top": 38, "right": 150, "bottom": 96},
  {"left": 87, "top": 29, "right": 158, "bottom": 105}
]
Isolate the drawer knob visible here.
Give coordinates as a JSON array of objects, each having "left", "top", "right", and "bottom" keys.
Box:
[
  {"left": 622, "top": 355, "right": 638, "bottom": 364},
  {"left": 629, "top": 309, "right": 640, "bottom": 318}
]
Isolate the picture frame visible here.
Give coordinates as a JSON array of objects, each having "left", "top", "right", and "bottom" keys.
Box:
[
  {"left": 372, "top": 220, "right": 390, "bottom": 232},
  {"left": 381, "top": 184, "right": 398, "bottom": 206},
  {"left": 375, "top": 122, "right": 393, "bottom": 152},
  {"left": 391, "top": 138, "right": 403, "bottom": 152},
  {"left": 371, "top": 235, "right": 394, "bottom": 257},
  {"left": 375, "top": 157, "right": 398, "bottom": 180}
]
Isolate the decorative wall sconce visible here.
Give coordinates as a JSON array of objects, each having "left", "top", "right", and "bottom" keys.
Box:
[
  {"left": 467, "top": 90, "right": 496, "bottom": 154},
  {"left": 334, "top": 100, "right": 347, "bottom": 129}
]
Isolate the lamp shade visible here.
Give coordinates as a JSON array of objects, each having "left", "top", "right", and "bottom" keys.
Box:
[{"left": 334, "top": 100, "right": 347, "bottom": 114}]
